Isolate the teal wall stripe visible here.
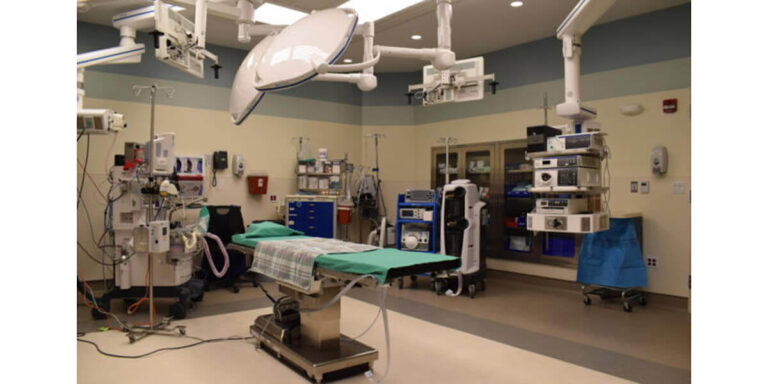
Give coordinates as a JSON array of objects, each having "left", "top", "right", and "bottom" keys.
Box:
[
  {"left": 410, "top": 57, "right": 691, "bottom": 125},
  {"left": 83, "top": 71, "right": 362, "bottom": 125},
  {"left": 83, "top": 57, "right": 689, "bottom": 126}
]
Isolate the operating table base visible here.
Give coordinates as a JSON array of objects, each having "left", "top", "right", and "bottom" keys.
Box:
[{"left": 251, "top": 314, "right": 377, "bottom": 383}]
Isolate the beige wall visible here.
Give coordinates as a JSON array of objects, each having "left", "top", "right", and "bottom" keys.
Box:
[
  {"left": 77, "top": 97, "right": 362, "bottom": 280},
  {"left": 368, "top": 88, "right": 691, "bottom": 297},
  {"left": 79, "top": 88, "right": 691, "bottom": 298}
]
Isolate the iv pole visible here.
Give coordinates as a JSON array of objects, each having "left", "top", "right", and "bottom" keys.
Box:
[
  {"left": 437, "top": 137, "right": 457, "bottom": 186},
  {"left": 366, "top": 133, "right": 387, "bottom": 219},
  {"left": 128, "top": 84, "right": 185, "bottom": 343}
]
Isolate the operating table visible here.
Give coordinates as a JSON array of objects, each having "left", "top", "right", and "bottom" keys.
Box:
[{"left": 227, "top": 235, "right": 459, "bottom": 383}]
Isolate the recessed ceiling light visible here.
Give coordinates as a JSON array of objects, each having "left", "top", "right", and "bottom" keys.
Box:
[
  {"left": 510, "top": 1, "right": 524, "bottom": 7},
  {"left": 411, "top": 34, "right": 422, "bottom": 40},
  {"left": 343, "top": 58, "right": 353, "bottom": 63},
  {"left": 339, "top": 0, "right": 423, "bottom": 23},
  {"left": 253, "top": 3, "right": 307, "bottom": 25}
]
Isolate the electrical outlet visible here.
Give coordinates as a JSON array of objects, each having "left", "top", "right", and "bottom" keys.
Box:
[
  {"left": 630, "top": 181, "right": 638, "bottom": 193},
  {"left": 672, "top": 181, "right": 686, "bottom": 195},
  {"left": 639, "top": 180, "right": 650, "bottom": 194},
  {"left": 646, "top": 256, "right": 658, "bottom": 269}
]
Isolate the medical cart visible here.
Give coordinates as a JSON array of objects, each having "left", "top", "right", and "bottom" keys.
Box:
[
  {"left": 394, "top": 193, "right": 440, "bottom": 289},
  {"left": 285, "top": 195, "right": 337, "bottom": 239},
  {"left": 580, "top": 214, "right": 647, "bottom": 312}
]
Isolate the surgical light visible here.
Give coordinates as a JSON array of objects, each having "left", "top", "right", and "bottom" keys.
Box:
[
  {"left": 510, "top": 1, "right": 524, "bottom": 8},
  {"left": 338, "top": 0, "right": 423, "bottom": 23},
  {"left": 229, "top": 35, "right": 275, "bottom": 125},
  {"left": 254, "top": 8, "right": 357, "bottom": 91},
  {"left": 253, "top": 3, "right": 307, "bottom": 25}
]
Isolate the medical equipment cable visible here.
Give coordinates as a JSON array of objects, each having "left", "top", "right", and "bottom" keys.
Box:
[
  {"left": 299, "top": 274, "right": 377, "bottom": 313},
  {"left": 78, "top": 241, "right": 136, "bottom": 267},
  {"left": 364, "top": 285, "right": 391, "bottom": 383},
  {"left": 256, "top": 283, "right": 277, "bottom": 304},
  {"left": 77, "top": 135, "right": 91, "bottom": 208},
  {"left": 77, "top": 124, "right": 87, "bottom": 142},
  {"left": 76, "top": 335, "right": 256, "bottom": 359},
  {"left": 104, "top": 132, "right": 119, "bottom": 176},
  {"left": 77, "top": 159, "right": 108, "bottom": 202},
  {"left": 78, "top": 272, "right": 129, "bottom": 331},
  {"left": 127, "top": 261, "right": 154, "bottom": 316},
  {"left": 350, "top": 307, "right": 381, "bottom": 340}
]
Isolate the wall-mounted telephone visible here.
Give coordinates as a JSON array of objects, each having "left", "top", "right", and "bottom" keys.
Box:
[
  {"left": 212, "top": 150, "right": 228, "bottom": 187},
  {"left": 213, "top": 151, "right": 228, "bottom": 170},
  {"left": 650, "top": 146, "right": 668, "bottom": 175}
]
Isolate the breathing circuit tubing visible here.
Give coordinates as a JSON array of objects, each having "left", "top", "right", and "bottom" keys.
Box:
[{"left": 201, "top": 232, "right": 230, "bottom": 278}]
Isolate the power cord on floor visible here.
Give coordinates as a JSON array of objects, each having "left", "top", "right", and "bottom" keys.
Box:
[{"left": 76, "top": 334, "right": 256, "bottom": 359}]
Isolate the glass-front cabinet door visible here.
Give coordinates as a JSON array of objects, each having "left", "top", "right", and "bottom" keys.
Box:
[
  {"left": 464, "top": 148, "right": 492, "bottom": 197},
  {"left": 432, "top": 150, "right": 459, "bottom": 188},
  {"left": 501, "top": 141, "right": 536, "bottom": 256}
]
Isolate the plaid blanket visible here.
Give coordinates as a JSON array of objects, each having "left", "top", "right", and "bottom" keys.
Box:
[{"left": 250, "top": 237, "right": 378, "bottom": 290}]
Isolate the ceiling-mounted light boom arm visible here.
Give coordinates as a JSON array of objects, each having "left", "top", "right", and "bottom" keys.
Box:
[
  {"left": 555, "top": 0, "right": 615, "bottom": 121},
  {"left": 374, "top": 0, "right": 455, "bottom": 70}
]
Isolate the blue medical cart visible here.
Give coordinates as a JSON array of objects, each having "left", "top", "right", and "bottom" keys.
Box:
[
  {"left": 579, "top": 215, "right": 647, "bottom": 312},
  {"left": 285, "top": 195, "right": 337, "bottom": 238},
  {"left": 394, "top": 193, "right": 440, "bottom": 289}
]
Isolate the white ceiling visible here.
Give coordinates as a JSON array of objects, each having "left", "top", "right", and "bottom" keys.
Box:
[{"left": 78, "top": 0, "right": 690, "bottom": 72}]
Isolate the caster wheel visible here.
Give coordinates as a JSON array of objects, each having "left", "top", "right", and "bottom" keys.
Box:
[
  {"left": 583, "top": 296, "right": 591, "bottom": 305},
  {"left": 178, "top": 328, "right": 186, "bottom": 336},
  {"left": 91, "top": 307, "right": 107, "bottom": 320},
  {"left": 435, "top": 281, "right": 443, "bottom": 296},
  {"left": 233, "top": 286, "right": 240, "bottom": 294},
  {"left": 638, "top": 296, "right": 647, "bottom": 306},
  {"left": 128, "top": 335, "right": 136, "bottom": 344},
  {"left": 397, "top": 278, "right": 404, "bottom": 290},
  {"left": 191, "top": 292, "right": 204, "bottom": 302},
  {"left": 623, "top": 302, "right": 632, "bottom": 312},
  {"left": 169, "top": 302, "right": 188, "bottom": 319},
  {"left": 430, "top": 280, "right": 437, "bottom": 292},
  {"left": 468, "top": 284, "right": 477, "bottom": 299},
  {"left": 252, "top": 281, "right": 259, "bottom": 287}
]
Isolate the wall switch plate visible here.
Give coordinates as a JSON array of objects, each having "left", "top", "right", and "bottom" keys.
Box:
[
  {"left": 672, "top": 181, "right": 685, "bottom": 195},
  {"left": 639, "top": 180, "right": 650, "bottom": 194},
  {"left": 646, "top": 256, "right": 658, "bottom": 269},
  {"left": 270, "top": 195, "right": 277, "bottom": 202},
  {"left": 630, "top": 181, "right": 638, "bottom": 193}
]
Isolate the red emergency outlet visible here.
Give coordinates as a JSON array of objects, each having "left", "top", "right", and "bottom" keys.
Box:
[{"left": 663, "top": 98, "right": 677, "bottom": 113}]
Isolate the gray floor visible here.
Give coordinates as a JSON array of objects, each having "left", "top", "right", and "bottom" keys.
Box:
[{"left": 77, "top": 270, "right": 691, "bottom": 383}]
